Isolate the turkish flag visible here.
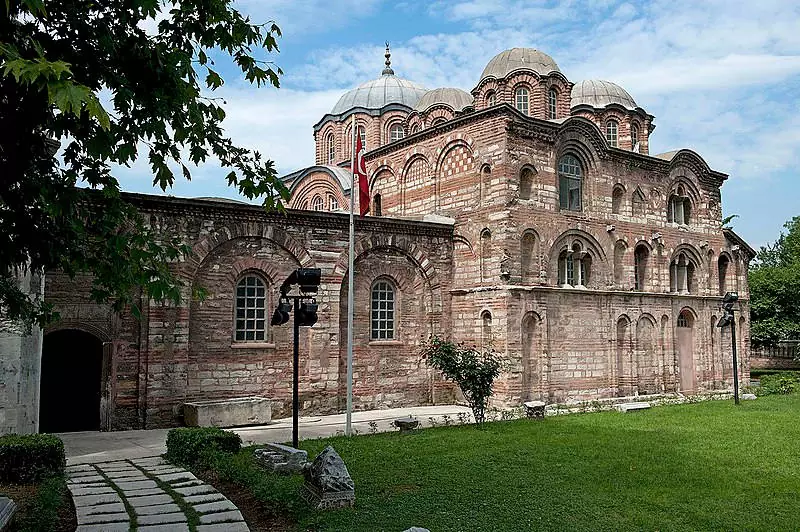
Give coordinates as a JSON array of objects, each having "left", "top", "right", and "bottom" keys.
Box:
[{"left": 355, "top": 134, "right": 369, "bottom": 216}]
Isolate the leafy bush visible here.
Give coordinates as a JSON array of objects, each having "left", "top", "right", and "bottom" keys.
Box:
[
  {"left": 421, "top": 336, "right": 503, "bottom": 426},
  {"left": 755, "top": 372, "right": 800, "bottom": 396},
  {"left": 0, "top": 434, "right": 65, "bottom": 483},
  {"left": 166, "top": 427, "right": 241, "bottom": 466}
]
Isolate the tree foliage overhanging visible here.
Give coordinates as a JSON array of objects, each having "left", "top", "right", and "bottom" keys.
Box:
[
  {"left": 749, "top": 216, "right": 800, "bottom": 346},
  {"left": 0, "top": 0, "right": 287, "bottom": 327}
]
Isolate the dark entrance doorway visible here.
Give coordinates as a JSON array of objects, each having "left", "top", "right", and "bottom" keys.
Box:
[{"left": 40, "top": 329, "right": 103, "bottom": 432}]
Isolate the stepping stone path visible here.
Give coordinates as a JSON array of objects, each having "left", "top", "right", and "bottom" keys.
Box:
[{"left": 67, "top": 457, "right": 250, "bottom": 532}]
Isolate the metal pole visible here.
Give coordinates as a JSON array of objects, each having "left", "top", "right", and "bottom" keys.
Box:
[
  {"left": 731, "top": 312, "right": 739, "bottom": 405},
  {"left": 345, "top": 115, "right": 356, "bottom": 436},
  {"left": 293, "top": 296, "right": 300, "bottom": 447}
]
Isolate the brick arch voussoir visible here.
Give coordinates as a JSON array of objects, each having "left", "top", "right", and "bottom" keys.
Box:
[
  {"left": 45, "top": 321, "right": 112, "bottom": 342},
  {"left": 333, "top": 237, "right": 442, "bottom": 311},
  {"left": 188, "top": 223, "right": 314, "bottom": 280}
]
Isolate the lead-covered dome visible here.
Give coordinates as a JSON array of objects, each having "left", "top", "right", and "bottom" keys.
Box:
[
  {"left": 330, "top": 74, "right": 427, "bottom": 115},
  {"left": 571, "top": 80, "right": 638, "bottom": 110},
  {"left": 480, "top": 48, "right": 560, "bottom": 80},
  {"left": 414, "top": 87, "right": 474, "bottom": 112}
]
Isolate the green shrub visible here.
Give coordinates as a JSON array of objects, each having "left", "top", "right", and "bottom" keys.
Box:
[
  {"left": 756, "top": 372, "right": 800, "bottom": 396},
  {"left": 166, "top": 427, "right": 241, "bottom": 466},
  {"left": 0, "top": 433, "right": 65, "bottom": 483}
]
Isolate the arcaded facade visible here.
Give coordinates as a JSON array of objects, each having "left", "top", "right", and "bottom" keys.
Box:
[{"left": 32, "top": 47, "right": 754, "bottom": 431}]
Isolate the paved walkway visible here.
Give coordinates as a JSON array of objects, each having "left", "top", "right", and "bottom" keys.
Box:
[
  {"left": 67, "top": 456, "right": 248, "bottom": 532},
  {"left": 61, "top": 404, "right": 471, "bottom": 465}
]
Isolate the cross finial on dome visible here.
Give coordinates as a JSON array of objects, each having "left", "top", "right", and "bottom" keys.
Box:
[{"left": 382, "top": 41, "right": 394, "bottom": 76}]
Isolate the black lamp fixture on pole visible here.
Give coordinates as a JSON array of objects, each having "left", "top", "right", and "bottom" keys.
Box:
[
  {"left": 716, "top": 291, "right": 740, "bottom": 405},
  {"left": 270, "top": 268, "right": 321, "bottom": 448}
]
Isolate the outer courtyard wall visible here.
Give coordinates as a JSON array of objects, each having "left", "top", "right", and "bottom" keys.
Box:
[{"left": 44, "top": 196, "right": 455, "bottom": 429}]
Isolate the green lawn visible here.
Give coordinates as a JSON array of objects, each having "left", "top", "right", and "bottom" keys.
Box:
[{"left": 215, "top": 395, "right": 800, "bottom": 531}]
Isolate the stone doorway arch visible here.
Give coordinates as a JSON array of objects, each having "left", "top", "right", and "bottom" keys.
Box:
[{"left": 39, "top": 329, "right": 104, "bottom": 432}]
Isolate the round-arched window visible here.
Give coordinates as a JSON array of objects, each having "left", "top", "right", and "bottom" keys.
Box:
[
  {"left": 325, "top": 132, "right": 335, "bottom": 163},
  {"left": 370, "top": 280, "right": 395, "bottom": 340},
  {"left": 558, "top": 154, "right": 582, "bottom": 211},
  {"left": 311, "top": 195, "right": 324, "bottom": 211},
  {"left": 606, "top": 120, "right": 618, "bottom": 147},
  {"left": 631, "top": 123, "right": 639, "bottom": 152},
  {"left": 389, "top": 123, "right": 405, "bottom": 142},
  {"left": 235, "top": 275, "right": 267, "bottom": 342},
  {"left": 548, "top": 88, "right": 558, "bottom": 119},
  {"left": 486, "top": 90, "right": 496, "bottom": 107},
  {"left": 515, "top": 87, "right": 529, "bottom": 115}
]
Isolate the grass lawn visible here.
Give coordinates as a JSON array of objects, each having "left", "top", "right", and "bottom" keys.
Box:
[
  {"left": 0, "top": 475, "right": 75, "bottom": 532},
  {"left": 204, "top": 395, "right": 800, "bottom": 531}
]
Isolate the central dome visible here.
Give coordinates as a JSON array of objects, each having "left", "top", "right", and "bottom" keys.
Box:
[
  {"left": 330, "top": 74, "right": 427, "bottom": 116},
  {"left": 480, "top": 48, "right": 560, "bottom": 80}
]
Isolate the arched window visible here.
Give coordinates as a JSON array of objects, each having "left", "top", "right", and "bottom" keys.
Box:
[
  {"left": 481, "top": 310, "right": 492, "bottom": 350},
  {"left": 558, "top": 154, "right": 582, "bottom": 211},
  {"left": 548, "top": 88, "right": 557, "bottom": 119},
  {"left": 370, "top": 279, "right": 395, "bottom": 340},
  {"left": 373, "top": 193, "right": 382, "bottom": 217},
  {"left": 432, "top": 117, "right": 446, "bottom": 126},
  {"left": 519, "top": 167, "right": 535, "bottom": 200},
  {"left": 614, "top": 240, "right": 626, "bottom": 286},
  {"left": 480, "top": 164, "right": 491, "bottom": 206},
  {"left": 357, "top": 125, "right": 366, "bottom": 149},
  {"left": 514, "top": 87, "right": 529, "bottom": 115},
  {"left": 558, "top": 242, "right": 590, "bottom": 288},
  {"left": 632, "top": 188, "right": 646, "bottom": 216},
  {"left": 486, "top": 90, "right": 496, "bottom": 107},
  {"left": 606, "top": 120, "right": 618, "bottom": 147},
  {"left": 235, "top": 275, "right": 267, "bottom": 342},
  {"left": 521, "top": 231, "right": 538, "bottom": 282},
  {"left": 327, "top": 194, "right": 338, "bottom": 211},
  {"left": 718, "top": 255, "right": 730, "bottom": 295},
  {"left": 389, "top": 123, "right": 405, "bottom": 142},
  {"left": 677, "top": 310, "right": 691, "bottom": 328},
  {"left": 668, "top": 185, "right": 692, "bottom": 225},
  {"left": 612, "top": 185, "right": 624, "bottom": 214},
  {"left": 410, "top": 123, "right": 421, "bottom": 134},
  {"left": 325, "top": 132, "right": 335, "bottom": 163},
  {"left": 480, "top": 229, "right": 492, "bottom": 283},
  {"left": 631, "top": 123, "right": 639, "bottom": 152},
  {"left": 670, "top": 253, "right": 695, "bottom": 294},
  {"left": 311, "top": 195, "right": 324, "bottom": 211},
  {"left": 634, "top": 244, "right": 649, "bottom": 291}
]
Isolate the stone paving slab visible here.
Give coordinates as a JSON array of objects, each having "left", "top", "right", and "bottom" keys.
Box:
[
  {"left": 135, "top": 502, "right": 182, "bottom": 516},
  {"left": 183, "top": 492, "right": 225, "bottom": 504},
  {"left": 140, "top": 524, "right": 190, "bottom": 532},
  {"left": 78, "top": 512, "right": 129, "bottom": 525},
  {"left": 76, "top": 522, "right": 130, "bottom": 532},
  {"left": 127, "top": 493, "right": 174, "bottom": 507},
  {"left": 68, "top": 456, "right": 249, "bottom": 532},
  {"left": 199, "top": 509, "right": 245, "bottom": 524},
  {"left": 193, "top": 500, "right": 237, "bottom": 514},
  {"left": 76, "top": 501, "right": 126, "bottom": 516},
  {"left": 196, "top": 523, "right": 250, "bottom": 532},
  {"left": 174, "top": 484, "right": 217, "bottom": 497},
  {"left": 138, "top": 512, "right": 188, "bottom": 525}
]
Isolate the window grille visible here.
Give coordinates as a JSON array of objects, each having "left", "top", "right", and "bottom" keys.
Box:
[
  {"left": 235, "top": 276, "right": 266, "bottom": 342},
  {"left": 370, "top": 280, "right": 395, "bottom": 340}
]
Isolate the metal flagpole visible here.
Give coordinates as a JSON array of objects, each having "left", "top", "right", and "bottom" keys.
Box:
[{"left": 345, "top": 115, "right": 356, "bottom": 436}]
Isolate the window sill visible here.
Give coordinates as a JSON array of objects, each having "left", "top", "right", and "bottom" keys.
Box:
[
  {"left": 368, "top": 340, "right": 402, "bottom": 346},
  {"left": 230, "top": 342, "right": 276, "bottom": 349}
]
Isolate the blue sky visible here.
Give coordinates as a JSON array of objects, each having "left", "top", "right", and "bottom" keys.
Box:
[{"left": 118, "top": 0, "right": 800, "bottom": 249}]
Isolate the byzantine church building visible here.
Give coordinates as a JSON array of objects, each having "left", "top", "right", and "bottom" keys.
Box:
[{"left": 26, "top": 47, "right": 754, "bottom": 433}]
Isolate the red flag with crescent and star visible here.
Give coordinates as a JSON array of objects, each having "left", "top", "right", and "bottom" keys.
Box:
[{"left": 354, "top": 133, "right": 369, "bottom": 216}]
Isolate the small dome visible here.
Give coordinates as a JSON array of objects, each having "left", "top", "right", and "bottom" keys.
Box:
[
  {"left": 413, "top": 87, "right": 474, "bottom": 112},
  {"left": 480, "top": 48, "right": 560, "bottom": 80},
  {"left": 330, "top": 75, "right": 427, "bottom": 115},
  {"left": 571, "top": 80, "right": 638, "bottom": 110}
]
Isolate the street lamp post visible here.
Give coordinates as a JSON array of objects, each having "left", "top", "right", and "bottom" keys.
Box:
[
  {"left": 716, "top": 291, "right": 740, "bottom": 405},
  {"left": 271, "top": 268, "right": 321, "bottom": 448}
]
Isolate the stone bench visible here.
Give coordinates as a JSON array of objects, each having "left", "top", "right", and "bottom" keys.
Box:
[
  {"left": 616, "top": 402, "right": 651, "bottom": 413},
  {"left": 254, "top": 442, "right": 308, "bottom": 474},
  {"left": 183, "top": 396, "right": 272, "bottom": 428},
  {"left": 524, "top": 401, "right": 546, "bottom": 419}
]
